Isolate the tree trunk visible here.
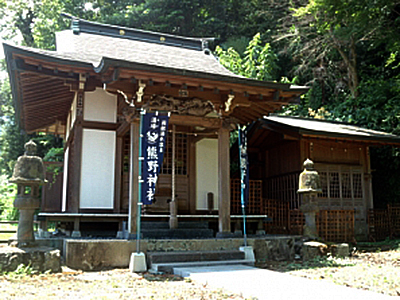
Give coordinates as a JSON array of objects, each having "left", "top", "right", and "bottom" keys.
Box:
[{"left": 334, "top": 35, "right": 359, "bottom": 98}]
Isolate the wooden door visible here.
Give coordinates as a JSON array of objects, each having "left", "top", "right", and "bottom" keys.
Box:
[{"left": 120, "top": 131, "right": 190, "bottom": 213}]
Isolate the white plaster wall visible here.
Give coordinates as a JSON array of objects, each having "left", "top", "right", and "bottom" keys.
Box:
[
  {"left": 196, "top": 138, "right": 219, "bottom": 210},
  {"left": 84, "top": 88, "right": 117, "bottom": 123},
  {"left": 80, "top": 129, "right": 116, "bottom": 209},
  {"left": 62, "top": 147, "right": 69, "bottom": 212}
]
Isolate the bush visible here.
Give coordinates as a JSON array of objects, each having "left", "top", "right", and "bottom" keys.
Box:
[{"left": 0, "top": 175, "right": 18, "bottom": 220}]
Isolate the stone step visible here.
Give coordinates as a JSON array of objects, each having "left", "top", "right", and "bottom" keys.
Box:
[
  {"left": 151, "top": 258, "right": 255, "bottom": 275},
  {"left": 172, "top": 261, "right": 255, "bottom": 277},
  {"left": 141, "top": 228, "right": 214, "bottom": 239},
  {"left": 148, "top": 250, "right": 245, "bottom": 265}
]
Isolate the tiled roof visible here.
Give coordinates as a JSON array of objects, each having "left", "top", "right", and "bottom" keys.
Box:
[
  {"left": 6, "top": 26, "right": 307, "bottom": 91},
  {"left": 263, "top": 116, "right": 400, "bottom": 143},
  {"left": 55, "top": 30, "right": 239, "bottom": 78}
]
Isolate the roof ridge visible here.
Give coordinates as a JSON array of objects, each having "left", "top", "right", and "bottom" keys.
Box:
[
  {"left": 267, "top": 114, "right": 355, "bottom": 126},
  {"left": 62, "top": 14, "right": 214, "bottom": 51}
]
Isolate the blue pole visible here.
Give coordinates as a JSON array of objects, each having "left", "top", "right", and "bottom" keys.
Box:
[
  {"left": 136, "top": 110, "right": 145, "bottom": 253},
  {"left": 238, "top": 127, "right": 248, "bottom": 247}
]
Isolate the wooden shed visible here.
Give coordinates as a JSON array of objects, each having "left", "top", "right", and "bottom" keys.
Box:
[{"left": 245, "top": 115, "right": 400, "bottom": 240}]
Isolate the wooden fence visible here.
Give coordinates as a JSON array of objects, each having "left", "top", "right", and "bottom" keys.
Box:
[
  {"left": 0, "top": 221, "right": 39, "bottom": 244},
  {"left": 318, "top": 210, "right": 354, "bottom": 242},
  {"left": 264, "top": 199, "right": 290, "bottom": 234},
  {"left": 368, "top": 204, "right": 400, "bottom": 241},
  {"left": 265, "top": 172, "right": 301, "bottom": 209},
  {"left": 231, "top": 180, "right": 356, "bottom": 242},
  {"left": 231, "top": 179, "right": 263, "bottom": 215},
  {"left": 265, "top": 206, "right": 355, "bottom": 242}
]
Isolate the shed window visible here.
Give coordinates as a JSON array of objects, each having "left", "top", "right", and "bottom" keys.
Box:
[{"left": 317, "top": 165, "right": 364, "bottom": 209}]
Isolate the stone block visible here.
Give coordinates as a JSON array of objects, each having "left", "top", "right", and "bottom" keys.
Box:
[
  {"left": 129, "top": 252, "right": 147, "bottom": 272},
  {"left": 301, "top": 241, "right": 328, "bottom": 261},
  {"left": 0, "top": 246, "right": 61, "bottom": 273},
  {"left": 330, "top": 243, "right": 350, "bottom": 257}
]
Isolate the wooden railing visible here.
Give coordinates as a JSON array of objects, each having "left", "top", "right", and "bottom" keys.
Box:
[
  {"left": 265, "top": 172, "right": 301, "bottom": 209},
  {"left": 0, "top": 221, "right": 39, "bottom": 244},
  {"left": 264, "top": 199, "right": 290, "bottom": 234},
  {"left": 264, "top": 206, "right": 355, "bottom": 242},
  {"left": 368, "top": 204, "right": 400, "bottom": 241},
  {"left": 231, "top": 179, "right": 263, "bottom": 215}
]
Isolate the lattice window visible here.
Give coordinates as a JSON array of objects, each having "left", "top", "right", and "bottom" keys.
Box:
[
  {"left": 341, "top": 173, "right": 352, "bottom": 198},
  {"left": 329, "top": 172, "right": 340, "bottom": 198},
  {"left": 352, "top": 173, "right": 363, "bottom": 198},
  {"left": 317, "top": 165, "right": 365, "bottom": 211},
  {"left": 160, "top": 133, "right": 188, "bottom": 175},
  {"left": 320, "top": 172, "right": 328, "bottom": 198}
]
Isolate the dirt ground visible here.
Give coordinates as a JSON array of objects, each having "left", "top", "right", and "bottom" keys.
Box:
[
  {"left": 258, "top": 249, "right": 400, "bottom": 297},
  {"left": 0, "top": 268, "right": 248, "bottom": 300},
  {"left": 0, "top": 248, "right": 399, "bottom": 299}
]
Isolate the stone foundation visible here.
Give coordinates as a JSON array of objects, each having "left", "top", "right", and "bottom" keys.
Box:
[
  {"left": 0, "top": 246, "right": 61, "bottom": 273},
  {"left": 65, "top": 236, "right": 296, "bottom": 271}
]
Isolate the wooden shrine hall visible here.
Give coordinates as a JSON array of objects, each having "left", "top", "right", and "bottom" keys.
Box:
[{"left": 4, "top": 17, "right": 308, "bottom": 238}]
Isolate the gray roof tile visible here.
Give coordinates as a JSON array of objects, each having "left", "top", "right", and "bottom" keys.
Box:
[
  {"left": 55, "top": 31, "right": 241, "bottom": 78},
  {"left": 264, "top": 116, "right": 400, "bottom": 142}
]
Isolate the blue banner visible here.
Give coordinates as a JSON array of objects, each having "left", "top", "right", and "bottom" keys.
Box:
[
  {"left": 238, "top": 127, "right": 249, "bottom": 207},
  {"left": 140, "top": 112, "right": 169, "bottom": 205}
]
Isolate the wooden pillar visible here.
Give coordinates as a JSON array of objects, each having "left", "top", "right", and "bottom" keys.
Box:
[
  {"left": 69, "top": 92, "right": 84, "bottom": 213},
  {"left": 71, "top": 217, "right": 81, "bottom": 237},
  {"left": 114, "top": 136, "right": 123, "bottom": 213},
  {"left": 169, "top": 125, "right": 178, "bottom": 229},
  {"left": 366, "top": 146, "right": 374, "bottom": 209},
  {"left": 128, "top": 121, "right": 140, "bottom": 236},
  {"left": 217, "top": 123, "right": 232, "bottom": 237},
  {"left": 188, "top": 137, "right": 197, "bottom": 214}
]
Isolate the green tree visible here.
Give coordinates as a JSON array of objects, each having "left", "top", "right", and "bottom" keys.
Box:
[
  {"left": 283, "top": 0, "right": 400, "bottom": 99},
  {"left": 216, "top": 33, "right": 278, "bottom": 81}
]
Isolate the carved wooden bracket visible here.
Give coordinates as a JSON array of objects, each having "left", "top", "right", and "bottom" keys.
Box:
[
  {"left": 136, "top": 80, "right": 146, "bottom": 102},
  {"left": 143, "top": 94, "right": 215, "bottom": 117},
  {"left": 225, "top": 94, "right": 235, "bottom": 112}
]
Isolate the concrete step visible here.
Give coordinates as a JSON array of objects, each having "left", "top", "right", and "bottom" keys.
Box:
[
  {"left": 154, "top": 259, "right": 255, "bottom": 275},
  {"left": 141, "top": 228, "right": 214, "bottom": 239},
  {"left": 148, "top": 250, "right": 245, "bottom": 265},
  {"left": 148, "top": 250, "right": 255, "bottom": 275}
]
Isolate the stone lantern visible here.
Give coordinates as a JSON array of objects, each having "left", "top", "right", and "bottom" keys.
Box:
[
  {"left": 9, "top": 140, "right": 46, "bottom": 246},
  {"left": 298, "top": 159, "right": 322, "bottom": 238}
]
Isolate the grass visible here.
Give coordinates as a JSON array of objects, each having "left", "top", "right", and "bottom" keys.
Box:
[
  {"left": 286, "top": 253, "right": 400, "bottom": 296},
  {"left": 0, "top": 268, "right": 248, "bottom": 299},
  {"left": 0, "top": 223, "right": 17, "bottom": 241},
  {"left": 356, "top": 238, "right": 400, "bottom": 251},
  {"left": 256, "top": 239, "right": 400, "bottom": 296}
]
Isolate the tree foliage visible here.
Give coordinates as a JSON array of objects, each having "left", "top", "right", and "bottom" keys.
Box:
[{"left": 216, "top": 33, "right": 278, "bottom": 81}]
